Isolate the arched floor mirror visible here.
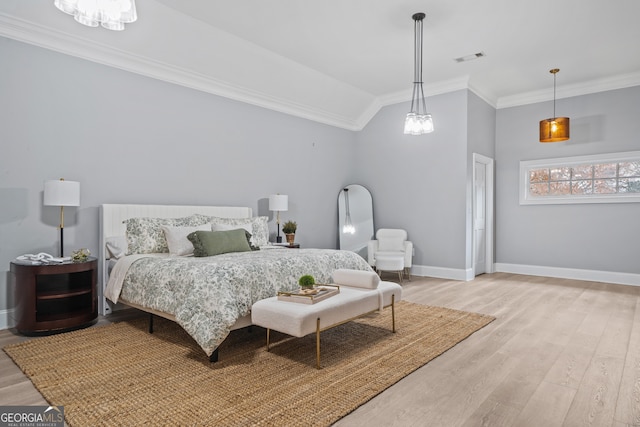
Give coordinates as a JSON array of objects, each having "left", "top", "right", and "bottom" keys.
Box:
[{"left": 338, "top": 184, "right": 374, "bottom": 259}]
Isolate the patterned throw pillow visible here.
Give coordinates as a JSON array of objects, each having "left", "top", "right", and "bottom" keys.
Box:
[{"left": 124, "top": 215, "right": 207, "bottom": 254}]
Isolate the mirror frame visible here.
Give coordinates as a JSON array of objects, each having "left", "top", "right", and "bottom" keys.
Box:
[{"left": 338, "top": 184, "right": 374, "bottom": 259}]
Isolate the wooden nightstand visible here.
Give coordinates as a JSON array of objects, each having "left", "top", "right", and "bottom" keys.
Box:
[
  {"left": 11, "top": 258, "right": 98, "bottom": 335},
  {"left": 272, "top": 243, "right": 300, "bottom": 248}
]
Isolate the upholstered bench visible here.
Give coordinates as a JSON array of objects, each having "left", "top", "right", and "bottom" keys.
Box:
[{"left": 251, "top": 269, "right": 402, "bottom": 369}]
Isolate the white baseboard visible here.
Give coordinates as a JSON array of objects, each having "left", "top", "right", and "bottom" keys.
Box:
[
  {"left": 0, "top": 308, "right": 16, "bottom": 331},
  {"left": 495, "top": 263, "right": 640, "bottom": 287},
  {"left": 411, "top": 265, "right": 474, "bottom": 281},
  {"left": 6, "top": 264, "right": 632, "bottom": 331}
]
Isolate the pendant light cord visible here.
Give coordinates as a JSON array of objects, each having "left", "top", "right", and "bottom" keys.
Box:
[
  {"left": 549, "top": 68, "right": 560, "bottom": 119},
  {"left": 410, "top": 13, "right": 427, "bottom": 116},
  {"left": 553, "top": 71, "right": 557, "bottom": 118}
]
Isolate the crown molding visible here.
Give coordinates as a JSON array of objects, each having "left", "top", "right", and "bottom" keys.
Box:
[
  {"left": 496, "top": 71, "right": 640, "bottom": 109},
  {"left": 0, "top": 12, "right": 363, "bottom": 131},
  {"left": 467, "top": 81, "right": 497, "bottom": 108},
  {"left": 4, "top": 12, "right": 639, "bottom": 130},
  {"left": 354, "top": 98, "right": 384, "bottom": 131},
  {"left": 379, "top": 76, "right": 471, "bottom": 107}
]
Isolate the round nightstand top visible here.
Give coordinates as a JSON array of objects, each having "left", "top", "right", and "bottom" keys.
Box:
[{"left": 11, "top": 256, "right": 97, "bottom": 267}]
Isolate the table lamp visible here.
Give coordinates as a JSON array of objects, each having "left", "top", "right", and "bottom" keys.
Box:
[
  {"left": 269, "top": 194, "right": 288, "bottom": 243},
  {"left": 44, "top": 178, "right": 80, "bottom": 257}
]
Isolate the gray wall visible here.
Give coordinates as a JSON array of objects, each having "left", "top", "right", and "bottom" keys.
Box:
[
  {"left": 354, "top": 90, "right": 470, "bottom": 270},
  {"left": 466, "top": 92, "right": 497, "bottom": 270},
  {"left": 495, "top": 86, "right": 640, "bottom": 274},
  {"left": 2, "top": 33, "right": 639, "bottom": 327},
  {"left": 0, "top": 37, "right": 356, "bottom": 321}
]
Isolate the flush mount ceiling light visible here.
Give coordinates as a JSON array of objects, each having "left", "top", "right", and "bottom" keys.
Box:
[
  {"left": 54, "top": 0, "right": 137, "bottom": 31},
  {"left": 404, "top": 12, "right": 434, "bottom": 136},
  {"left": 539, "top": 68, "right": 570, "bottom": 143}
]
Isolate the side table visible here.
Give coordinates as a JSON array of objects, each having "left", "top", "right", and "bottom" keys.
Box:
[
  {"left": 10, "top": 258, "right": 98, "bottom": 335},
  {"left": 272, "top": 243, "right": 300, "bottom": 248}
]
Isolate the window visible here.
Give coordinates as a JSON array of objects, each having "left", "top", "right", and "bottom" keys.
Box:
[{"left": 520, "top": 151, "right": 640, "bottom": 205}]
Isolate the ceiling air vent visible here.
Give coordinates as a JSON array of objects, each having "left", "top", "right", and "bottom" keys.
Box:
[{"left": 454, "top": 52, "right": 485, "bottom": 63}]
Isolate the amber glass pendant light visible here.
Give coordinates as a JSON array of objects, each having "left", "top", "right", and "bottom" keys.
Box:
[{"left": 539, "top": 68, "right": 570, "bottom": 143}]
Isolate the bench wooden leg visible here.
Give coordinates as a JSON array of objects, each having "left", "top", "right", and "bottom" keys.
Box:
[
  {"left": 392, "top": 294, "right": 396, "bottom": 333},
  {"left": 316, "top": 317, "right": 321, "bottom": 369},
  {"left": 266, "top": 328, "right": 271, "bottom": 351}
]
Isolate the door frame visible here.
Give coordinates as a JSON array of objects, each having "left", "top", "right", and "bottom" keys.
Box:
[{"left": 472, "top": 153, "right": 495, "bottom": 276}]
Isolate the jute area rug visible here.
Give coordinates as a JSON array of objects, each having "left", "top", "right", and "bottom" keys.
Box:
[{"left": 4, "top": 301, "right": 494, "bottom": 427}]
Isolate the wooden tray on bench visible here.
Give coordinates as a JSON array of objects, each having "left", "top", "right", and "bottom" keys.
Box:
[{"left": 277, "top": 285, "right": 340, "bottom": 304}]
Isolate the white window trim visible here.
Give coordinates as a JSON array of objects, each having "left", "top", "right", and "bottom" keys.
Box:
[{"left": 520, "top": 151, "right": 640, "bottom": 205}]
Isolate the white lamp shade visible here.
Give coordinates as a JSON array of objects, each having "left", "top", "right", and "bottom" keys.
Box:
[
  {"left": 269, "top": 194, "right": 288, "bottom": 211},
  {"left": 44, "top": 180, "right": 80, "bottom": 206}
]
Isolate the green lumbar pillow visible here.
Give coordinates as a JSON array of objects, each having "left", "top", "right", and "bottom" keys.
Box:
[{"left": 187, "top": 229, "right": 252, "bottom": 257}]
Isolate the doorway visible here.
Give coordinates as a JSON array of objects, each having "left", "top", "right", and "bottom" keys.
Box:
[{"left": 472, "top": 153, "right": 494, "bottom": 276}]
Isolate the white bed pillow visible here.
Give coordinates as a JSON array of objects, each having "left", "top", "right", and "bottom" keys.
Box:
[
  {"left": 205, "top": 216, "right": 269, "bottom": 247},
  {"left": 105, "top": 236, "right": 128, "bottom": 259},
  {"left": 162, "top": 224, "right": 211, "bottom": 256},
  {"left": 211, "top": 222, "right": 251, "bottom": 234}
]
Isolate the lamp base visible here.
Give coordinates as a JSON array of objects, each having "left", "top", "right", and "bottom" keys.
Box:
[
  {"left": 276, "top": 236, "right": 282, "bottom": 243},
  {"left": 60, "top": 227, "right": 64, "bottom": 258}
]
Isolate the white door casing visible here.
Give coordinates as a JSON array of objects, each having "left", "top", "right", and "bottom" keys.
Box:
[
  {"left": 472, "top": 153, "right": 494, "bottom": 276},
  {"left": 474, "top": 162, "right": 487, "bottom": 274}
]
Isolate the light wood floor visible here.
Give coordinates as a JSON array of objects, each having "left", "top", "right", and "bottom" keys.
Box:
[{"left": 1, "top": 272, "right": 639, "bottom": 426}]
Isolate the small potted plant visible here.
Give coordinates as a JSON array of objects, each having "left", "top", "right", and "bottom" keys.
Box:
[
  {"left": 298, "top": 274, "right": 315, "bottom": 290},
  {"left": 71, "top": 248, "right": 91, "bottom": 263},
  {"left": 282, "top": 220, "right": 297, "bottom": 245}
]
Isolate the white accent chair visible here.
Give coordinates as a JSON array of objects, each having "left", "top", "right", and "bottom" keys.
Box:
[{"left": 367, "top": 229, "right": 413, "bottom": 282}]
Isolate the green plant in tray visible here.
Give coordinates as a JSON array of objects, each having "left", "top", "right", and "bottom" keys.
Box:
[{"left": 298, "top": 274, "right": 315, "bottom": 289}]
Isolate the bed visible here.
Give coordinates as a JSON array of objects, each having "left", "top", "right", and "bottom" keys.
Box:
[{"left": 99, "top": 204, "right": 374, "bottom": 361}]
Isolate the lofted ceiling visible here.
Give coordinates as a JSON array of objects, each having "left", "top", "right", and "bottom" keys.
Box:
[{"left": 1, "top": 0, "right": 640, "bottom": 130}]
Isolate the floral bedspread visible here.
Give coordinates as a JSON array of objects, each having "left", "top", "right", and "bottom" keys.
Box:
[{"left": 112, "top": 248, "right": 373, "bottom": 356}]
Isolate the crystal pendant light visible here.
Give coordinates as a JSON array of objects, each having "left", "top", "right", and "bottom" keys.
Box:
[
  {"left": 404, "top": 12, "right": 434, "bottom": 135},
  {"left": 539, "top": 68, "right": 570, "bottom": 142}
]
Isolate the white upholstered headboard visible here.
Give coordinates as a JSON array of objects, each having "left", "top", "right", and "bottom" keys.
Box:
[{"left": 98, "top": 204, "right": 253, "bottom": 315}]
